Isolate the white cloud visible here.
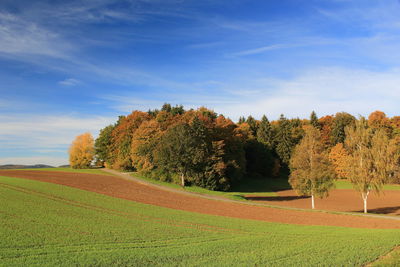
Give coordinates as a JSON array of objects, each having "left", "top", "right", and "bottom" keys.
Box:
[
  {"left": 0, "top": 114, "right": 115, "bottom": 149},
  {"left": 210, "top": 67, "right": 400, "bottom": 120},
  {"left": 232, "top": 44, "right": 296, "bottom": 56},
  {"left": 0, "top": 156, "right": 68, "bottom": 167},
  {"left": 0, "top": 114, "right": 117, "bottom": 165},
  {"left": 58, "top": 78, "right": 80, "bottom": 86}
]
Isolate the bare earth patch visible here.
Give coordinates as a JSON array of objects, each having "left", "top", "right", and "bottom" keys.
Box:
[
  {"left": 246, "top": 189, "right": 400, "bottom": 215},
  {"left": 1, "top": 170, "right": 400, "bottom": 229}
]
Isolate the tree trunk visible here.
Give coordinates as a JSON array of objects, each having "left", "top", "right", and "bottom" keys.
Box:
[
  {"left": 181, "top": 172, "right": 185, "bottom": 187},
  {"left": 362, "top": 191, "right": 369, "bottom": 213},
  {"left": 311, "top": 194, "right": 315, "bottom": 209}
]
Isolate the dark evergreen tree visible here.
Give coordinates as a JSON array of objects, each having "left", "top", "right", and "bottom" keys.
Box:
[
  {"left": 257, "top": 115, "right": 274, "bottom": 150},
  {"left": 147, "top": 108, "right": 159, "bottom": 117},
  {"left": 275, "top": 114, "right": 294, "bottom": 165},
  {"left": 94, "top": 124, "right": 115, "bottom": 166},
  {"left": 238, "top": 116, "right": 246, "bottom": 124},
  {"left": 331, "top": 112, "right": 355, "bottom": 144},
  {"left": 244, "top": 139, "right": 273, "bottom": 178},
  {"left": 310, "top": 111, "right": 321, "bottom": 129},
  {"left": 161, "top": 103, "right": 172, "bottom": 112},
  {"left": 246, "top": 115, "right": 258, "bottom": 136},
  {"left": 171, "top": 104, "right": 185, "bottom": 115}
]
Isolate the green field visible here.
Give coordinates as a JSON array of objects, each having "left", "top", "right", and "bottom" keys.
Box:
[
  {"left": 131, "top": 172, "right": 289, "bottom": 200},
  {"left": 132, "top": 172, "right": 400, "bottom": 203},
  {"left": 335, "top": 179, "right": 400, "bottom": 191},
  {"left": 1, "top": 175, "right": 400, "bottom": 266}
]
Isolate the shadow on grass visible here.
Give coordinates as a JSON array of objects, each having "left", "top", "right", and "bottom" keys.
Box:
[
  {"left": 231, "top": 176, "right": 291, "bottom": 193},
  {"left": 245, "top": 195, "right": 309, "bottom": 202},
  {"left": 352, "top": 206, "right": 400, "bottom": 215}
]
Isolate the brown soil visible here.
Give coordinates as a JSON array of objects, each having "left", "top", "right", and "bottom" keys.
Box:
[
  {"left": 1, "top": 170, "right": 400, "bottom": 229},
  {"left": 246, "top": 189, "right": 400, "bottom": 215}
]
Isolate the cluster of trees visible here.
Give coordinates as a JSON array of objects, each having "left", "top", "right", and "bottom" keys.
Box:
[
  {"left": 69, "top": 106, "right": 400, "bottom": 212},
  {"left": 289, "top": 111, "right": 400, "bottom": 213},
  {"left": 91, "top": 104, "right": 313, "bottom": 190}
]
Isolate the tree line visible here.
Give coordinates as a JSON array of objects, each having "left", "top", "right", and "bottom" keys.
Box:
[{"left": 69, "top": 105, "right": 400, "bottom": 212}]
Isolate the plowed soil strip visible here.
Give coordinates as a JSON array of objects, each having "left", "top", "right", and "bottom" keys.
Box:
[
  {"left": 246, "top": 189, "right": 400, "bottom": 216},
  {"left": 1, "top": 170, "right": 400, "bottom": 229}
]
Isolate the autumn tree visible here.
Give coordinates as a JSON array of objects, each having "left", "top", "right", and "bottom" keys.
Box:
[
  {"left": 328, "top": 143, "right": 349, "bottom": 179},
  {"left": 130, "top": 120, "right": 162, "bottom": 174},
  {"left": 213, "top": 115, "right": 246, "bottom": 189},
  {"left": 368, "top": 110, "right": 389, "bottom": 129},
  {"left": 69, "top": 132, "right": 95, "bottom": 169},
  {"left": 109, "top": 111, "right": 150, "bottom": 170},
  {"left": 344, "top": 118, "right": 399, "bottom": 213},
  {"left": 390, "top": 116, "right": 400, "bottom": 129},
  {"left": 289, "top": 126, "right": 335, "bottom": 209},
  {"left": 319, "top": 115, "right": 334, "bottom": 148}
]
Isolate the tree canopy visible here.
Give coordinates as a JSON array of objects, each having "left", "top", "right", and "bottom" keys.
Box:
[
  {"left": 344, "top": 117, "right": 399, "bottom": 213},
  {"left": 289, "top": 126, "right": 335, "bottom": 209},
  {"left": 69, "top": 132, "right": 95, "bottom": 169},
  {"left": 88, "top": 105, "right": 400, "bottom": 195}
]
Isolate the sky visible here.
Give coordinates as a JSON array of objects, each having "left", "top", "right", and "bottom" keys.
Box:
[{"left": 1, "top": 0, "right": 400, "bottom": 166}]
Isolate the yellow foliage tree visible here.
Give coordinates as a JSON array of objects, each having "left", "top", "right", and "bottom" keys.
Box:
[
  {"left": 345, "top": 118, "right": 399, "bottom": 213},
  {"left": 289, "top": 126, "right": 336, "bottom": 209},
  {"left": 69, "top": 132, "right": 95, "bottom": 169}
]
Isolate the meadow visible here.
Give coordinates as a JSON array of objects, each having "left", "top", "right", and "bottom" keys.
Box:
[{"left": 1, "top": 174, "right": 400, "bottom": 266}]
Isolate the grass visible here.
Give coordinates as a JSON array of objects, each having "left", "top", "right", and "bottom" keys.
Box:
[
  {"left": 130, "top": 172, "right": 283, "bottom": 201},
  {"left": 371, "top": 246, "right": 400, "bottom": 266},
  {"left": 335, "top": 179, "right": 400, "bottom": 191},
  {"left": 15, "top": 167, "right": 113, "bottom": 176},
  {"left": 1, "top": 175, "right": 400, "bottom": 266}
]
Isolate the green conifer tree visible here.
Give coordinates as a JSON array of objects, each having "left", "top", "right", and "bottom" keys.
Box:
[
  {"left": 275, "top": 114, "right": 294, "bottom": 165},
  {"left": 257, "top": 115, "right": 274, "bottom": 150},
  {"left": 310, "top": 111, "right": 321, "bottom": 129}
]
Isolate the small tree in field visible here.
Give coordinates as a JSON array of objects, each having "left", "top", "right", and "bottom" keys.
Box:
[
  {"left": 289, "top": 126, "right": 335, "bottom": 209},
  {"left": 69, "top": 132, "right": 95, "bottom": 169},
  {"left": 344, "top": 118, "right": 399, "bottom": 213}
]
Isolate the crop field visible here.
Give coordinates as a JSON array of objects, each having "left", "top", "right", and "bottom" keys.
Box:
[{"left": 1, "top": 175, "right": 400, "bottom": 266}]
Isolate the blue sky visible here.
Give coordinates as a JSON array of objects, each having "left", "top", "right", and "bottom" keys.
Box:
[{"left": 1, "top": 0, "right": 400, "bottom": 166}]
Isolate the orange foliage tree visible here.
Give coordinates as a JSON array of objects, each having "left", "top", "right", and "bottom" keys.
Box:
[
  {"left": 328, "top": 143, "right": 349, "bottom": 179},
  {"left": 109, "top": 111, "right": 151, "bottom": 170},
  {"left": 69, "top": 132, "right": 95, "bottom": 169},
  {"left": 368, "top": 110, "right": 391, "bottom": 131},
  {"left": 319, "top": 115, "right": 334, "bottom": 148}
]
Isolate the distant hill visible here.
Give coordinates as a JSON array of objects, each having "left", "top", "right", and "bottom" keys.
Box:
[
  {"left": 58, "top": 165, "right": 70, "bottom": 168},
  {"left": 0, "top": 164, "right": 55, "bottom": 169}
]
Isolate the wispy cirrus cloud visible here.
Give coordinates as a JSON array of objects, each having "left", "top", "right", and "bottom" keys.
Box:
[
  {"left": 231, "top": 44, "right": 299, "bottom": 56},
  {"left": 58, "top": 78, "right": 80, "bottom": 86},
  {"left": 0, "top": 12, "right": 73, "bottom": 59},
  {"left": 0, "top": 114, "right": 115, "bottom": 149}
]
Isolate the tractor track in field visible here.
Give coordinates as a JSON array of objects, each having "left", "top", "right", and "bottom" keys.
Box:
[{"left": 1, "top": 169, "right": 400, "bottom": 229}]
